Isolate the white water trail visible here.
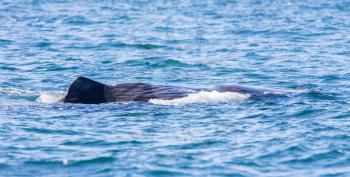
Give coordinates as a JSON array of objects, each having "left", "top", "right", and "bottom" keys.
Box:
[{"left": 149, "top": 91, "right": 250, "bottom": 106}]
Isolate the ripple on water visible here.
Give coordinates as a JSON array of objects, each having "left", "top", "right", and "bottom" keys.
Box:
[
  {"left": 0, "top": 39, "right": 12, "bottom": 47},
  {"left": 123, "top": 57, "right": 210, "bottom": 69},
  {"left": 108, "top": 42, "right": 165, "bottom": 50}
]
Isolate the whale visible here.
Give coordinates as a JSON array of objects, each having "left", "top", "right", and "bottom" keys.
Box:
[{"left": 61, "top": 76, "right": 288, "bottom": 104}]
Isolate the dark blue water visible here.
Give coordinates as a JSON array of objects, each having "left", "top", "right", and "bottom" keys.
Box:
[{"left": 1, "top": 0, "right": 350, "bottom": 176}]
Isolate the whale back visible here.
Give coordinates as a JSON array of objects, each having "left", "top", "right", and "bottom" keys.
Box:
[{"left": 62, "top": 77, "right": 107, "bottom": 104}]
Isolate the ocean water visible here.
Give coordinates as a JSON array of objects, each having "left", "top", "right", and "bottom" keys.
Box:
[{"left": 1, "top": 0, "right": 350, "bottom": 176}]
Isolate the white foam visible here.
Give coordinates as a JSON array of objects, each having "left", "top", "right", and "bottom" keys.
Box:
[
  {"left": 149, "top": 91, "right": 250, "bottom": 106},
  {"left": 63, "top": 159, "right": 69, "bottom": 166},
  {"left": 36, "top": 93, "right": 65, "bottom": 104},
  {"left": 0, "top": 87, "right": 33, "bottom": 95}
]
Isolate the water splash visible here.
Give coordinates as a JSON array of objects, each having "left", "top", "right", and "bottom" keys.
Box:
[
  {"left": 36, "top": 93, "right": 65, "bottom": 104},
  {"left": 149, "top": 91, "right": 250, "bottom": 106}
]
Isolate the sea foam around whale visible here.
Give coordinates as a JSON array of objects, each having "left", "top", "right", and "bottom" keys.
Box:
[
  {"left": 149, "top": 91, "right": 251, "bottom": 106},
  {"left": 36, "top": 93, "right": 65, "bottom": 104}
]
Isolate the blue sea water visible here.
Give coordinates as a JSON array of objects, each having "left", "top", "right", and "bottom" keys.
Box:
[{"left": 1, "top": 0, "right": 350, "bottom": 176}]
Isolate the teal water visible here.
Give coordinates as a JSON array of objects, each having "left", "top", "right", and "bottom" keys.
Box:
[{"left": 1, "top": 0, "right": 350, "bottom": 176}]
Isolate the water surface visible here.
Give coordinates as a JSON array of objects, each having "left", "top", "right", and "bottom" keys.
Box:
[{"left": 1, "top": 0, "right": 350, "bottom": 176}]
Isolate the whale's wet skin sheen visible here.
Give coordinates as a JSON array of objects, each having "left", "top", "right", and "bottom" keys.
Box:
[{"left": 1, "top": 0, "right": 350, "bottom": 176}]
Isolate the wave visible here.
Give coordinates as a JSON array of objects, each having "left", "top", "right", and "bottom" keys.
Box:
[
  {"left": 149, "top": 91, "right": 250, "bottom": 106},
  {"left": 111, "top": 42, "right": 164, "bottom": 49},
  {"left": 36, "top": 93, "right": 65, "bottom": 104},
  {"left": 25, "top": 156, "right": 114, "bottom": 166}
]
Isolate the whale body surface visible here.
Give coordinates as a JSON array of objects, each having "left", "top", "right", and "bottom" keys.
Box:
[{"left": 61, "top": 77, "right": 287, "bottom": 104}]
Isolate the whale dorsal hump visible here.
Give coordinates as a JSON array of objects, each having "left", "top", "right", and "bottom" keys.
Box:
[{"left": 62, "top": 76, "right": 107, "bottom": 104}]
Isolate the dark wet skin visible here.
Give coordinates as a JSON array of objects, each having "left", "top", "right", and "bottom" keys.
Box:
[
  {"left": 105, "top": 83, "right": 200, "bottom": 102},
  {"left": 62, "top": 77, "right": 288, "bottom": 104}
]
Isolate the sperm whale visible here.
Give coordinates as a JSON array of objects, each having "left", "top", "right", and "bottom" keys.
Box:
[{"left": 61, "top": 77, "right": 288, "bottom": 104}]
